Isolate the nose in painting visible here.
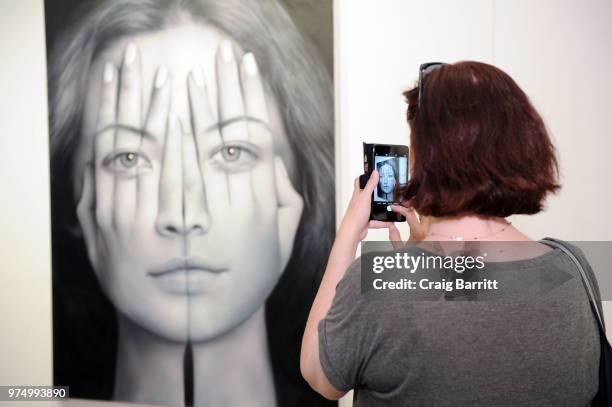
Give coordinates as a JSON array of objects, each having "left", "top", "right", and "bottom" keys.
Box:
[
  {"left": 182, "top": 122, "right": 211, "bottom": 237},
  {"left": 155, "top": 115, "right": 211, "bottom": 238}
]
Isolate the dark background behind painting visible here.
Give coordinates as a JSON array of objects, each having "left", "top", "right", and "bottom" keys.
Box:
[{"left": 45, "top": 0, "right": 333, "bottom": 404}]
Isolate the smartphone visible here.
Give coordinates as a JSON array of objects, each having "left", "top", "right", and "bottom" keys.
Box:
[{"left": 359, "top": 142, "right": 409, "bottom": 222}]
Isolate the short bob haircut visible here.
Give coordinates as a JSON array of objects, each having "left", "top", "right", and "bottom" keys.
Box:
[{"left": 397, "top": 61, "right": 561, "bottom": 218}]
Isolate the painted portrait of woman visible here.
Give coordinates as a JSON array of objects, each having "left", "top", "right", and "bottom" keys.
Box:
[{"left": 46, "top": 0, "right": 335, "bottom": 406}]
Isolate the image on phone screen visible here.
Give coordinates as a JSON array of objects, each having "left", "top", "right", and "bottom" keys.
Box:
[{"left": 373, "top": 155, "right": 408, "bottom": 202}]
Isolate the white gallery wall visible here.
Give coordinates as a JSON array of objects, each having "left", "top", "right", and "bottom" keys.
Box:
[
  {"left": 335, "top": 0, "right": 612, "bottom": 241},
  {"left": 0, "top": 0, "right": 53, "bottom": 389},
  {"left": 0, "top": 0, "right": 610, "bottom": 405}
]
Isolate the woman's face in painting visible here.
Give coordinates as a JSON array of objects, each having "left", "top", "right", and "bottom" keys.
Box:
[
  {"left": 73, "top": 22, "right": 303, "bottom": 342},
  {"left": 379, "top": 163, "right": 396, "bottom": 194}
]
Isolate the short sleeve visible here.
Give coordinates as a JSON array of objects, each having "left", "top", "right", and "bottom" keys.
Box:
[
  {"left": 318, "top": 256, "right": 372, "bottom": 392},
  {"left": 563, "top": 241, "right": 606, "bottom": 330}
]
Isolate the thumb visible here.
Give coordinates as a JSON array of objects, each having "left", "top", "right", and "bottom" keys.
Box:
[
  {"left": 363, "top": 169, "right": 379, "bottom": 195},
  {"left": 390, "top": 203, "right": 424, "bottom": 238}
]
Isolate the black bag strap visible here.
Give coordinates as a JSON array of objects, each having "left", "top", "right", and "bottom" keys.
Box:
[{"left": 539, "top": 238, "right": 606, "bottom": 334}]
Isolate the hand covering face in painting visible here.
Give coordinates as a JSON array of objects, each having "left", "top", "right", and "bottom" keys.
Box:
[{"left": 48, "top": 1, "right": 334, "bottom": 406}]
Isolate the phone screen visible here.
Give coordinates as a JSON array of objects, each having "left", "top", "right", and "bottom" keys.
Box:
[
  {"left": 361, "top": 142, "right": 409, "bottom": 221},
  {"left": 372, "top": 155, "right": 408, "bottom": 203}
]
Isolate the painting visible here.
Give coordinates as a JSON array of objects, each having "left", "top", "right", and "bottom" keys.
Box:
[{"left": 45, "top": 0, "right": 335, "bottom": 405}]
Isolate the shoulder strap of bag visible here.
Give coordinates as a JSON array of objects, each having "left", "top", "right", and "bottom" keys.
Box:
[{"left": 540, "top": 237, "right": 606, "bottom": 333}]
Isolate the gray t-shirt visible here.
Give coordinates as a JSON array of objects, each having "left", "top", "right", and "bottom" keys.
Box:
[{"left": 318, "top": 242, "right": 600, "bottom": 406}]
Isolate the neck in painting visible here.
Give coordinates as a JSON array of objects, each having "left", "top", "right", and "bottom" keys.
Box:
[
  {"left": 192, "top": 304, "right": 276, "bottom": 407},
  {"left": 113, "top": 314, "right": 187, "bottom": 406}
]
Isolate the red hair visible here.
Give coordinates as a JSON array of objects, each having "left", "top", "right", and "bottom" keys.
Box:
[{"left": 397, "top": 61, "right": 560, "bottom": 217}]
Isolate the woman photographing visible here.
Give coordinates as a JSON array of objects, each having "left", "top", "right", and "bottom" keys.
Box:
[{"left": 301, "top": 61, "right": 602, "bottom": 406}]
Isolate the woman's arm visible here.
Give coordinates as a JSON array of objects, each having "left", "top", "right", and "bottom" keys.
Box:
[
  {"left": 300, "top": 226, "right": 360, "bottom": 399},
  {"left": 300, "top": 170, "right": 427, "bottom": 399},
  {"left": 300, "top": 171, "right": 382, "bottom": 399}
]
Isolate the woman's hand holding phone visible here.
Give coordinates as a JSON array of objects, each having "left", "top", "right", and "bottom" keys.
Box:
[
  {"left": 388, "top": 201, "right": 429, "bottom": 247},
  {"left": 339, "top": 171, "right": 430, "bottom": 245},
  {"left": 338, "top": 170, "right": 402, "bottom": 243},
  {"left": 337, "top": 170, "right": 379, "bottom": 242}
]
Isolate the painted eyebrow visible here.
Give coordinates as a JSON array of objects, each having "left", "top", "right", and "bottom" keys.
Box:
[
  {"left": 94, "top": 123, "right": 157, "bottom": 140},
  {"left": 95, "top": 117, "right": 271, "bottom": 137},
  {"left": 204, "top": 116, "right": 271, "bottom": 133}
]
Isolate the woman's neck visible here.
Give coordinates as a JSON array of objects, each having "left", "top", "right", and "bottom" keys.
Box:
[
  {"left": 423, "top": 214, "right": 531, "bottom": 241},
  {"left": 113, "top": 314, "right": 186, "bottom": 406},
  {"left": 192, "top": 304, "right": 276, "bottom": 407}
]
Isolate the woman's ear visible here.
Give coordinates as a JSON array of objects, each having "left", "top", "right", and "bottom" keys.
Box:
[
  {"left": 71, "top": 157, "right": 88, "bottom": 207},
  {"left": 66, "top": 222, "right": 84, "bottom": 239},
  {"left": 274, "top": 156, "right": 304, "bottom": 272},
  {"left": 75, "top": 164, "right": 99, "bottom": 273},
  {"left": 58, "top": 161, "right": 87, "bottom": 239}
]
